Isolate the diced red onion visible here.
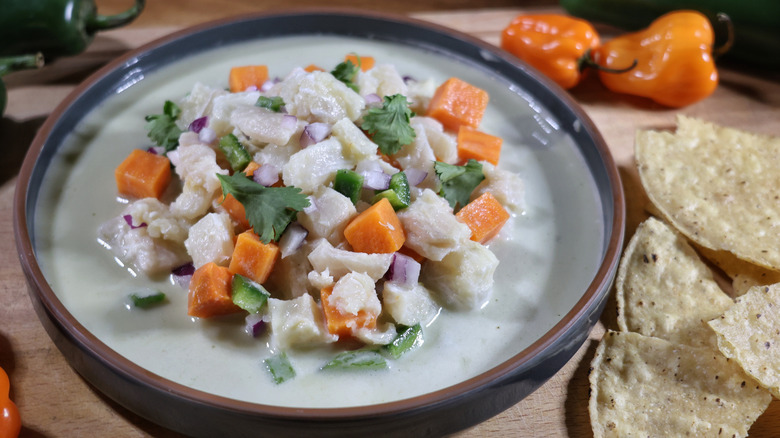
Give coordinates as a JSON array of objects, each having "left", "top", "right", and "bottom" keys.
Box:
[
  {"left": 172, "top": 263, "right": 195, "bottom": 276},
  {"left": 189, "top": 116, "right": 208, "bottom": 133},
  {"left": 146, "top": 146, "right": 165, "bottom": 155},
  {"left": 123, "top": 214, "right": 146, "bottom": 229},
  {"left": 299, "top": 122, "right": 332, "bottom": 148},
  {"left": 281, "top": 114, "right": 298, "bottom": 131},
  {"left": 244, "top": 85, "right": 258, "bottom": 92},
  {"left": 364, "top": 93, "right": 382, "bottom": 105},
  {"left": 404, "top": 168, "right": 428, "bottom": 186},
  {"left": 198, "top": 127, "right": 217, "bottom": 144},
  {"left": 253, "top": 164, "right": 280, "bottom": 187},
  {"left": 362, "top": 170, "right": 391, "bottom": 190},
  {"left": 244, "top": 313, "right": 266, "bottom": 337},
  {"left": 278, "top": 222, "right": 308, "bottom": 259},
  {"left": 260, "top": 78, "right": 281, "bottom": 92},
  {"left": 402, "top": 75, "right": 415, "bottom": 83},
  {"left": 386, "top": 253, "right": 421, "bottom": 286}
]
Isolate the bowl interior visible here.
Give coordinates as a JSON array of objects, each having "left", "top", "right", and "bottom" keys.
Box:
[{"left": 15, "top": 9, "right": 623, "bottom": 433}]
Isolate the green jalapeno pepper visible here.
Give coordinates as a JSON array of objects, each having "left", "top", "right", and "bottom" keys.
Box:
[
  {"left": 1, "top": 53, "right": 44, "bottom": 115},
  {"left": 0, "top": 0, "right": 145, "bottom": 60},
  {"left": 560, "top": 0, "right": 780, "bottom": 69}
]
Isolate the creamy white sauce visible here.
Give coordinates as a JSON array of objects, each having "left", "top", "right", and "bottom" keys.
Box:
[{"left": 34, "top": 35, "right": 604, "bottom": 408}]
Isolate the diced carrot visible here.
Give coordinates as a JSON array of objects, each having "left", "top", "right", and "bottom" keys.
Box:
[
  {"left": 455, "top": 192, "right": 510, "bottom": 244},
  {"left": 457, "top": 126, "right": 503, "bottom": 166},
  {"left": 378, "top": 151, "right": 401, "bottom": 169},
  {"left": 114, "top": 149, "right": 171, "bottom": 200},
  {"left": 229, "top": 65, "right": 269, "bottom": 92},
  {"left": 320, "top": 286, "right": 377, "bottom": 337},
  {"left": 427, "top": 77, "right": 489, "bottom": 132},
  {"left": 344, "top": 198, "right": 405, "bottom": 254},
  {"left": 304, "top": 64, "right": 325, "bottom": 72},
  {"left": 243, "top": 161, "right": 261, "bottom": 177},
  {"left": 344, "top": 54, "right": 375, "bottom": 72},
  {"left": 188, "top": 262, "right": 241, "bottom": 318},
  {"left": 228, "top": 230, "right": 280, "bottom": 284},
  {"left": 221, "top": 193, "right": 250, "bottom": 229},
  {"left": 398, "top": 245, "right": 425, "bottom": 263}
]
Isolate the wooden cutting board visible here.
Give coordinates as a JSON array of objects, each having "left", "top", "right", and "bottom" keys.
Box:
[{"left": 1, "top": 4, "right": 778, "bottom": 437}]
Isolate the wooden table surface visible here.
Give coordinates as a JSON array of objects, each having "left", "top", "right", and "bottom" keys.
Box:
[{"left": 2, "top": 1, "right": 779, "bottom": 437}]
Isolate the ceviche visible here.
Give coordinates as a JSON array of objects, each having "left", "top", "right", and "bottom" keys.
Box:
[{"left": 98, "top": 54, "right": 525, "bottom": 381}]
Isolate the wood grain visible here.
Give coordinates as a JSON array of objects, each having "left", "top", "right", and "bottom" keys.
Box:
[{"left": 2, "top": 2, "right": 779, "bottom": 437}]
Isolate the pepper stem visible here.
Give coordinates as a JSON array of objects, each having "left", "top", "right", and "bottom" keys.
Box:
[
  {"left": 579, "top": 49, "right": 638, "bottom": 75},
  {"left": 87, "top": 0, "right": 146, "bottom": 32},
  {"left": 0, "top": 53, "right": 44, "bottom": 77},
  {"left": 712, "top": 13, "right": 735, "bottom": 59}
]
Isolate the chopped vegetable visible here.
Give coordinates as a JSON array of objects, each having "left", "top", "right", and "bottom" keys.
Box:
[
  {"left": 334, "top": 169, "right": 364, "bottom": 204},
  {"left": 320, "top": 285, "right": 378, "bottom": 337},
  {"left": 189, "top": 116, "right": 208, "bottom": 133},
  {"left": 372, "top": 171, "right": 411, "bottom": 211},
  {"left": 343, "top": 197, "right": 406, "bottom": 254},
  {"left": 277, "top": 222, "right": 308, "bottom": 259},
  {"left": 217, "top": 172, "right": 310, "bottom": 243},
  {"left": 321, "top": 348, "right": 388, "bottom": 371},
  {"left": 129, "top": 290, "right": 166, "bottom": 309},
  {"left": 255, "top": 95, "right": 285, "bottom": 112},
  {"left": 434, "top": 159, "right": 485, "bottom": 211},
  {"left": 231, "top": 274, "right": 271, "bottom": 313},
  {"left": 187, "top": 262, "right": 241, "bottom": 318},
  {"left": 386, "top": 252, "right": 421, "bottom": 286},
  {"left": 330, "top": 59, "right": 359, "bottom": 92},
  {"left": 145, "top": 100, "right": 183, "bottom": 152},
  {"left": 304, "top": 64, "right": 324, "bottom": 72},
  {"left": 384, "top": 324, "right": 424, "bottom": 359},
  {"left": 426, "top": 77, "right": 489, "bottom": 131},
  {"left": 245, "top": 313, "right": 266, "bottom": 337},
  {"left": 300, "top": 122, "right": 332, "bottom": 148},
  {"left": 457, "top": 126, "right": 503, "bottom": 166},
  {"left": 243, "top": 161, "right": 261, "bottom": 177},
  {"left": 253, "top": 164, "right": 280, "bottom": 187},
  {"left": 218, "top": 133, "right": 252, "bottom": 172},
  {"left": 455, "top": 192, "right": 510, "bottom": 243},
  {"left": 229, "top": 65, "right": 269, "bottom": 93},
  {"left": 264, "top": 352, "right": 296, "bottom": 384},
  {"left": 344, "top": 53, "right": 375, "bottom": 72},
  {"left": 228, "top": 230, "right": 280, "bottom": 284},
  {"left": 114, "top": 149, "right": 172, "bottom": 200},
  {"left": 220, "top": 193, "right": 250, "bottom": 229},
  {"left": 361, "top": 94, "right": 416, "bottom": 156}
]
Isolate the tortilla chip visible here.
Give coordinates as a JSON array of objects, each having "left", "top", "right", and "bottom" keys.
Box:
[
  {"left": 589, "top": 331, "right": 771, "bottom": 438},
  {"left": 636, "top": 115, "right": 780, "bottom": 271},
  {"left": 616, "top": 217, "right": 733, "bottom": 348},
  {"left": 708, "top": 283, "right": 780, "bottom": 398},
  {"left": 695, "top": 245, "right": 780, "bottom": 297}
]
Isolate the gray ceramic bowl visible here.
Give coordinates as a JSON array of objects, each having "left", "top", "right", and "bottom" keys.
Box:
[{"left": 14, "top": 9, "right": 624, "bottom": 437}]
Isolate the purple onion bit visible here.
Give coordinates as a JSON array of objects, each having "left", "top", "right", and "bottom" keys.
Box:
[
  {"left": 253, "top": 164, "right": 280, "bottom": 187},
  {"left": 404, "top": 168, "right": 428, "bottom": 187},
  {"left": 386, "top": 252, "right": 421, "bottom": 286},
  {"left": 189, "top": 116, "right": 208, "bottom": 133},
  {"left": 245, "top": 313, "right": 266, "bottom": 337},
  {"left": 299, "top": 122, "right": 332, "bottom": 148},
  {"left": 172, "top": 262, "right": 195, "bottom": 277},
  {"left": 123, "top": 214, "right": 147, "bottom": 229}
]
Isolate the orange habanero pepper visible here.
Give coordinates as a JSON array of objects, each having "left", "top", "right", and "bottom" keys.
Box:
[
  {"left": 592, "top": 10, "right": 718, "bottom": 108},
  {"left": 0, "top": 367, "right": 20, "bottom": 438},
  {"left": 501, "top": 14, "right": 600, "bottom": 89}
]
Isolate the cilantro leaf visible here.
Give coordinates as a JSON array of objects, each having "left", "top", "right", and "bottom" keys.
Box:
[
  {"left": 361, "top": 94, "right": 416, "bottom": 156},
  {"left": 217, "top": 173, "right": 310, "bottom": 243},
  {"left": 255, "top": 96, "right": 285, "bottom": 112},
  {"left": 434, "top": 159, "right": 485, "bottom": 211},
  {"left": 145, "top": 100, "right": 183, "bottom": 152},
  {"left": 330, "top": 60, "right": 359, "bottom": 92}
]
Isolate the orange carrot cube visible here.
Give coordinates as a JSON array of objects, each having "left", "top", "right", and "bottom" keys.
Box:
[
  {"left": 344, "top": 54, "right": 375, "bottom": 72},
  {"left": 228, "top": 230, "right": 279, "bottom": 284},
  {"left": 344, "top": 198, "right": 405, "bottom": 254},
  {"left": 304, "top": 64, "right": 325, "bottom": 72},
  {"left": 114, "top": 149, "right": 171, "bottom": 199},
  {"left": 187, "top": 262, "right": 241, "bottom": 318},
  {"left": 229, "top": 65, "right": 269, "bottom": 92},
  {"left": 320, "top": 286, "right": 377, "bottom": 337},
  {"left": 457, "top": 126, "right": 503, "bottom": 166},
  {"left": 427, "top": 77, "right": 489, "bottom": 132},
  {"left": 455, "top": 192, "right": 510, "bottom": 243}
]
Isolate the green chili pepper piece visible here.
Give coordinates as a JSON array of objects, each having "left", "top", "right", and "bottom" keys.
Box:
[
  {"left": 129, "top": 291, "right": 166, "bottom": 308},
  {"left": 384, "top": 324, "right": 424, "bottom": 359},
  {"left": 218, "top": 133, "right": 252, "bottom": 172},
  {"left": 334, "top": 169, "right": 364, "bottom": 204},
  {"left": 231, "top": 274, "right": 270, "bottom": 314},
  {"left": 372, "top": 171, "right": 410, "bottom": 210},
  {"left": 264, "top": 352, "right": 296, "bottom": 384},
  {"left": 321, "top": 349, "right": 388, "bottom": 371}
]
